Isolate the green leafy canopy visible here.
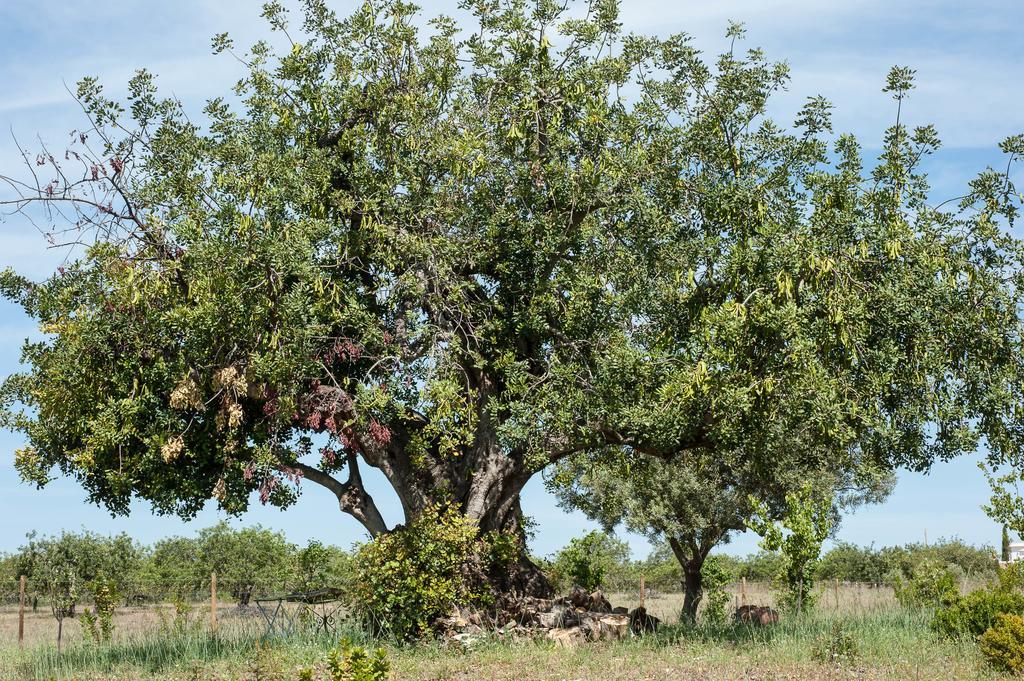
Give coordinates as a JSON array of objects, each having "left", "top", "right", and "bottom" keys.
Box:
[{"left": 0, "top": 0, "right": 1022, "bottom": 548}]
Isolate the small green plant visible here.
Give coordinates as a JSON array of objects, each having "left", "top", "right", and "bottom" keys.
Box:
[
  {"left": 812, "top": 621, "right": 859, "bottom": 665},
  {"left": 248, "top": 640, "right": 284, "bottom": 681},
  {"left": 893, "top": 559, "right": 959, "bottom": 609},
  {"left": 700, "top": 555, "right": 731, "bottom": 624},
  {"left": 80, "top": 607, "right": 100, "bottom": 644},
  {"left": 325, "top": 642, "right": 390, "bottom": 681},
  {"left": 980, "top": 614, "right": 1024, "bottom": 673},
  {"left": 156, "top": 597, "right": 200, "bottom": 637}
]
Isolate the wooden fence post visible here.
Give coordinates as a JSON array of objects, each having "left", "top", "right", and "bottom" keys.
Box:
[
  {"left": 18, "top": 575, "right": 26, "bottom": 647},
  {"left": 210, "top": 572, "right": 218, "bottom": 634},
  {"left": 639, "top": 575, "right": 646, "bottom": 610},
  {"left": 833, "top": 578, "right": 840, "bottom": 610},
  {"left": 741, "top": 577, "right": 747, "bottom": 606}
]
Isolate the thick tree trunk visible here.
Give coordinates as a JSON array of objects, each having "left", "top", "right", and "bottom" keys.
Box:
[
  {"left": 669, "top": 536, "right": 709, "bottom": 623},
  {"left": 681, "top": 561, "right": 704, "bottom": 622},
  {"left": 457, "top": 455, "right": 553, "bottom": 598},
  {"left": 301, "top": 381, "right": 556, "bottom": 598}
]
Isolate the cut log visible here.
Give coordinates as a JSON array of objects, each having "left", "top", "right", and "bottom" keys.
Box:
[
  {"left": 589, "top": 590, "right": 612, "bottom": 613},
  {"left": 548, "top": 626, "right": 584, "bottom": 648},
  {"left": 569, "top": 586, "right": 591, "bottom": 609},
  {"left": 734, "top": 605, "right": 780, "bottom": 626},
  {"left": 598, "top": 614, "right": 631, "bottom": 641}
]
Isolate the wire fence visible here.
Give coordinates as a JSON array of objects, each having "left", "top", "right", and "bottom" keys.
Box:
[
  {"left": 2, "top": 572, "right": 353, "bottom": 650},
  {"left": 2, "top": 572, "right": 991, "bottom": 650}
]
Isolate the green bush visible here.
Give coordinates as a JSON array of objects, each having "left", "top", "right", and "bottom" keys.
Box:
[
  {"left": 812, "top": 622, "right": 859, "bottom": 665},
  {"left": 817, "top": 543, "right": 890, "bottom": 585},
  {"left": 933, "top": 587, "right": 1024, "bottom": 639},
  {"left": 326, "top": 642, "right": 390, "bottom": 681},
  {"left": 550, "top": 531, "right": 630, "bottom": 592},
  {"left": 350, "top": 505, "right": 494, "bottom": 640},
  {"left": 893, "top": 560, "right": 959, "bottom": 609},
  {"left": 735, "top": 551, "right": 786, "bottom": 582},
  {"left": 980, "top": 614, "right": 1024, "bottom": 674},
  {"left": 700, "top": 555, "right": 731, "bottom": 624},
  {"left": 79, "top": 608, "right": 99, "bottom": 644}
]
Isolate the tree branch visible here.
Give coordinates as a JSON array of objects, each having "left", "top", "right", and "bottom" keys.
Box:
[{"left": 290, "top": 458, "right": 388, "bottom": 537}]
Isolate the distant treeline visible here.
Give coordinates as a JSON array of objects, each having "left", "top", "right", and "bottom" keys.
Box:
[
  {"left": 573, "top": 536, "right": 1003, "bottom": 589},
  {"left": 0, "top": 523, "right": 351, "bottom": 605},
  {"left": 0, "top": 524, "right": 998, "bottom": 605},
  {"left": 538, "top": 531, "right": 998, "bottom": 592}
]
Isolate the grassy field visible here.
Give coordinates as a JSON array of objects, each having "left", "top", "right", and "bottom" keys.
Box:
[{"left": 0, "top": 583, "right": 998, "bottom": 680}]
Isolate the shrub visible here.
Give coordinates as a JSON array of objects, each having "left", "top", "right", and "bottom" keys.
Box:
[
  {"left": 817, "top": 543, "right": 889, "bottom": 586},
  {"left": 980, "top": 614, "right": 1024, "bottom": 674},
  {"left": 78, "top": 578, "right": 119, "bottom": 644},
  {"left": 349, "top": 505, "right": 494, "bottom": 640},
  {"left": 87, "top": 578, "right": 118, "bottom": 642},
  {"left": 735, "top": 551, "right": 786, "bottom": 582},
  {"left": 893, "top": 560, "right": 959, "bottom": 609},
  {"left": 326, "top": 642, "right": 390, "bottom": 681},
  {"left": 297, "top": 540, "right": 352, "bottom": 591},
  {"left": 80, "top": 608, "right": 99, "bottom": 644},
  {"left": 933, "top": 587, "right": 1024, "bottom": 639},
  {"left": 812, "top": 622, "right": 859, "bottom": 665},
  {"left": 700, "top": 555, "right": 731, "bottom": 624}
]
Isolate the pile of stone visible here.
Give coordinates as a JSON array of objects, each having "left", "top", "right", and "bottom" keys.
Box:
[{"left": 443, "top": 586, "right": 660, "bottom": 648}]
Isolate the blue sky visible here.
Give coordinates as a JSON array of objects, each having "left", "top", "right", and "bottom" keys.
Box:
[{"left": 0, "top": 0, "right": 1022, "bottom": 559}]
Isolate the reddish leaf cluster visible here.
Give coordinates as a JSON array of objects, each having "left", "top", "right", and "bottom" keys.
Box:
[
  {"left": 280, "top": 466, "right": 304, "bottom": 485},
  {"left": 319, "top": 446, "right": 337, "bottom": 466},
  {"left": 321, "top": 338, "right": 363, "bottom": 364},
  {"left": 368, "top": 419, "right": 392, "bottom": 445},
  {"left": 258, "top": 475, "right": 278, "bottom": 504}
]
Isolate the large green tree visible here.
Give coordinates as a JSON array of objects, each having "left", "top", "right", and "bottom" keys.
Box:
[
  {"left": 549, "top": 54, "right": 1024, "bottom": 612},
  {"left": 2, "top": 0, "right": 1023, "bottom": 598}
]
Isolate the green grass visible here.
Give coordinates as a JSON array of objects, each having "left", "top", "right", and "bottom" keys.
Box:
[{"left": 0, "top": 607, "right": 997, "bottom": 680}]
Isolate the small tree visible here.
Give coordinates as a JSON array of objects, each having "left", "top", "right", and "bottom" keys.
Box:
[
  {"left": 549, "top": 447, "right": 889, "bottom": 621},
  {"left": 1004, "top": 526, "right": 1012, "bottom": 564},
  {"left": 700, "top": 555, "right": 732, "bottom": 624},
  {"left": 143, "top": 536, "right": 202, "bottom": 600},
  {"left": 748, "top": 485, "right": 834, "bottom": 613},
  {"left": 43, "top": 558, "right": 77, "bottom": 652},
  {"left": 12, "top": 530, "right": 144, "bottom": 606}
]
